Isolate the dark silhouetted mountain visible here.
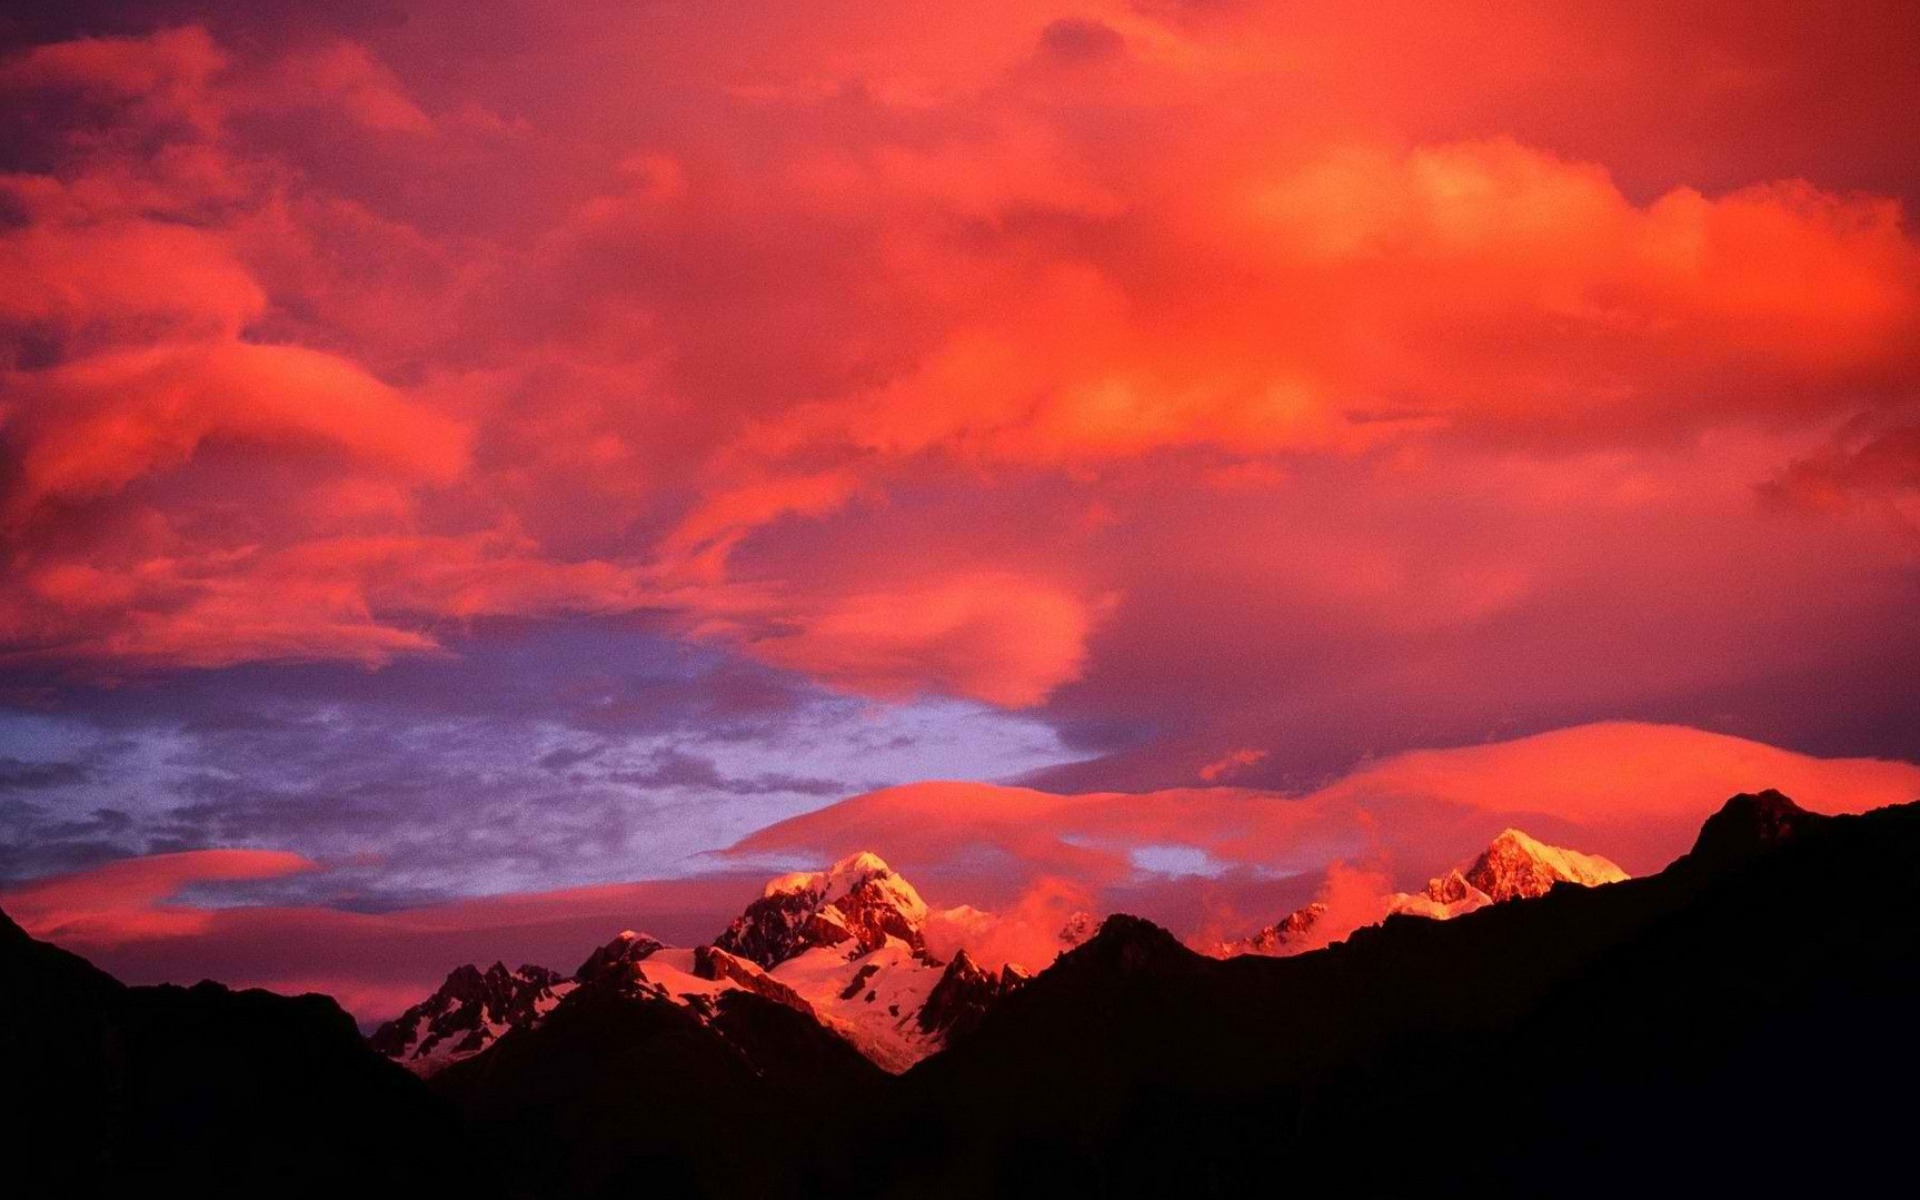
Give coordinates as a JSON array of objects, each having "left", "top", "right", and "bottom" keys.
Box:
[
  {"left": 23, "top": 789, "right": 1920, "bottom": 1198},
  {"left": 875, "top": 790, "right": 1920, "bottom": 1195},
  {"left": 1679, "top": 786, "right": 1828, "bottom": 871},
  {"left": 0, "top": 907, "right": 476, "bottom": 1198},
  {"left": 572, "top": 928, "right": 664, "bottom": 985},
  {"left": 430, "top": 981, "right": 886, "bottom": 1198}
]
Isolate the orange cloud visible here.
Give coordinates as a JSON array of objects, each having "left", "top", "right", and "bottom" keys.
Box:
[
  {"left": 921, "top": 875, "right": 1097, "bottom": 973},
  {"left": 748, "top": 573, "right": 1104, "bottom": 708},
  {"left": 4, "top": 340, "right": 468, "bottom": 515}
]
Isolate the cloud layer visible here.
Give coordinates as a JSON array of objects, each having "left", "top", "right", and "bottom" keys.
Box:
[
  {"left": 11, "top": 722, "right": 1916, "bottom": 1015},
  {"left": 1, "top": 5, "right": 1915, "bottom": 738}
]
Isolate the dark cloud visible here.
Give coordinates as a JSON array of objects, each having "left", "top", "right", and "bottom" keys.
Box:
[
  {"left": 0, "top": 755, "right": 88, "bottom": 790},
  {"left": 0, "top": 618, "right": 1066, "bottom": 898},
  {"left": 1762, "top": 421, "right": 1920, "bottom": 535},
  {"left": 608, "top": 748, "right": 847, "bottom": 797},
  {"left": 1037, "top": 18, "right": 1125, "bottom": 66}
]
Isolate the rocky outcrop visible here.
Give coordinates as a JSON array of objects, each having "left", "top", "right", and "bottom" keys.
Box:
[
  {"left": 1217, "top": 902, "right": 1328, "bottom": 957},
  {"left": 573, "top": 930, "right": 664, "bottom": 988},
  {"left": 694, "top": 945, "right": 822, "bottom": 1020}
]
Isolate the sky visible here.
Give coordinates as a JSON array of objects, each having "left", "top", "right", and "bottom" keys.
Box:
[{"left": 2, "top": 1, "right": 1917, "bottom": 1017}]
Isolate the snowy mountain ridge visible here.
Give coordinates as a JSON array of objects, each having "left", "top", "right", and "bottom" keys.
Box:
[
  {"left": 374, "top": 851, "right": 1009, "bottom": 1075},
  {"left": 1218, "top": 828, "right": 1630, "bottom": 957},
  {"left": 378, "top": 830, "right": 1631, "bottom": 1072}
]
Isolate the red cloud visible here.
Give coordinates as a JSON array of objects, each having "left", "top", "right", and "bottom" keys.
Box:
[
  {"left": 0, "top": 25, "right": 228, "bottom": 131},
  {"left": 5, "top": 340, "right": 467, "bottom": 515},
  {"left": 1199, "top": 747, "right": 1268, "bottom": 782},
  {"left": 0, "top": 10, "right": 1916, "bottom": 724}
]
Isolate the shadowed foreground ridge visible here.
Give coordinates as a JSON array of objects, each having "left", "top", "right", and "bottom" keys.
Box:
[
  {"left": 883, "top": 790, "right": 1911, "bottom": 1195},
  {"left": 9, "top": 790, "right": 1920, "bottom": 1197},
  {"left": 0, "top": 908, "right": 477, "bottom": 1198}
]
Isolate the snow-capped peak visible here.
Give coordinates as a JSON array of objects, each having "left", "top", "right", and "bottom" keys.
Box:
[
  {"left": 1211, "top": 902, "right": 1328, "bottom": 957},
  {"left": 1215, "top": 829, "right": 1630, "bottom": 960},
  {"left": 369, "top": 961, "right": 574, "bottom": 1075},
  {"left": 376, "top": 851, "right": 1002, "bottom": 1077},
  {"left": 762, "top": 851, "right": 927, "bottom": 918},
  {"left": 718, "top": 850, "right": 930, "bottom": 971},
  {"left": 1465, "top": 829, "right": 1628, "bottom": 902}
]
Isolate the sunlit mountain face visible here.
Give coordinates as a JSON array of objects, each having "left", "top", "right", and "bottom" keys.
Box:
[{"left": 2, "top": 7, "right": 1917, "bottom": 1186}]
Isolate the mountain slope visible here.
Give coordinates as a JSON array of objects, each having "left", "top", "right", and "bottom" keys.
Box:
[{"left": 431, "top": 982, "right": 887, "bottom": 1198}]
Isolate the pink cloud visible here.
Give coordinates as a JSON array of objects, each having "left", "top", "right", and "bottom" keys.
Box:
[
  {"left": 1764, "top": 422, "right": 1920, "bottom": 539},
  {"left": 729, "top": 722, "right": 1920, "bottom": 915},
  {"left": 0, "top": 849, "right": 315, "bottom": 944},
  {"left": 748, "top": 573, "right": 1106, "bottom": 708},
  {"left": 0, "top": 25, "right": 229, "bottom": 131},
  {"left": 2, "top": 856, "right": 766, "bottom": 1021}
]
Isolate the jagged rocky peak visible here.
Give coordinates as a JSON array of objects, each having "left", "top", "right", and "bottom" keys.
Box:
[
  {"left": 1464, "top": 828, "right": 1629, "bottom": 902},
  {"left": 714, "top": 850, "right": 930, "bottom": 969},
  {"left": 1424, "top": 869, "right": 1481, "bottom": 905},
  {"left": 1058, "top": 910, "right": 1098, "bottom": 949},
  {"left": 917, "top": 949, "right": 1027, "bottom": 1043},
  {"left": 1221, "top": 829, "right": 1628, "bottom": 958},
  {"left": 574, "top": 929, "right": 664, "bottom": 986},
  {"left": 1685, "top": 789, "right": 1826, "bottom": 870},
  {"left": 368, "top": 960, "right": 572, "bottom": 1074},
  {"left": 1219, "top": 901, "right": 1327, "bottom": 957}
]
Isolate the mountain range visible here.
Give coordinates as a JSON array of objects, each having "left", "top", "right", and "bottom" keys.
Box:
[
  {"left": 9, "top": 788, "right": 1919, "bottom": 1196},
  {"left": 376, "top": 827, "right": 1621, "bottom": 1074},
  {"left": 372, "top": 849, "right": 1034, "bottom": 1075}
]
